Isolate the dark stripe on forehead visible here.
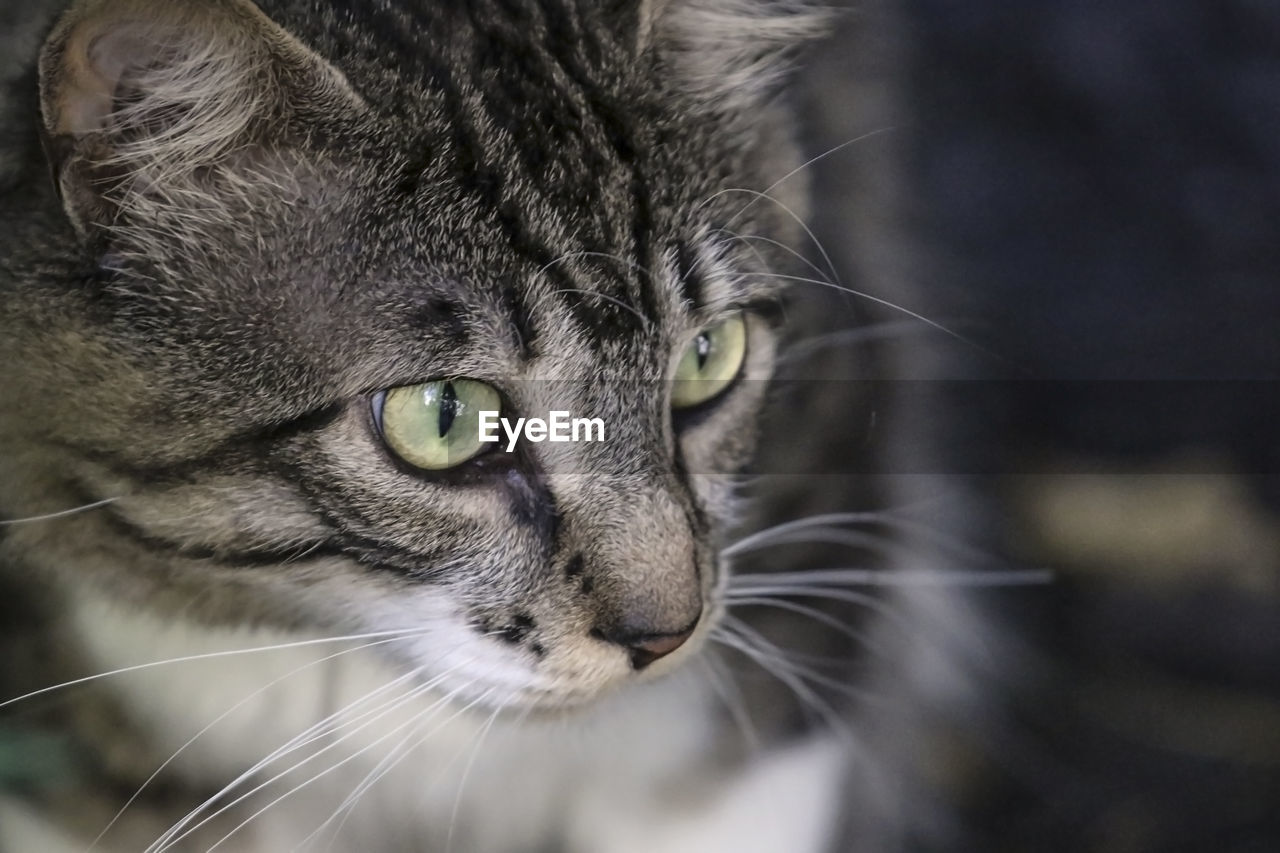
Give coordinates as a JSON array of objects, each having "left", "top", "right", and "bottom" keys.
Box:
[
  {"left": 472, "top": 0, "right": 638, "bottom": 280},
  {"left": 385, "top": 8, "right": 573, "bottom": 293},
  {"left": 381, "top": 1, "right": 660, "bottom": 347},
  {"left": 525, "top": 6, "right": 663, "bottom": 324}
]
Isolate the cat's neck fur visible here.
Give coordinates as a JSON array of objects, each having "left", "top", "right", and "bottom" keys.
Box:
[{"left": 46, "top": 589, "right": 845, "bottom": 853}]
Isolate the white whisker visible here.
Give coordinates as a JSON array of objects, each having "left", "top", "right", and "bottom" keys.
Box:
[
  {"left": 87, "top": 635, "right": 414, "bottom": 853},
  {"left": 725, "top": 511, "right": 895, "bottom": 557},
  {"left": 776, "top": 321, "right": 933, "bottom": 366},
  {"left": 149, "top": 669, "right": 452, "bottom": 853},
  {"left": 0, "top": 627, "right": 435, "bottom": 711},
  {"left": 730, "top": 527, "right": 897, "bottom": 559},
  {"left": 445, "top": 701, "right": 506, "bottom": 853},
  {"left": 724, "top": 595, "right": 875, "bottom": 648},
  {"left": 548, "top": 288, "right": 650, "bottom": 328},
  {"left": 727, "top": 128, "right": 899, "bottom": 225},
  {"left": 196, "top": 684, "right": 495, "bottom": 853},
  {"left": 711, "top": 621, "right": 848, "bottom": 736},
  {"left": 533, "top": 249, "right": 656, "bottom": 282},
  {"left": 720, "top": 617, "right": 872, "bottom": 704},
  {"left": 306, "top": 723, "right": 424, "bottom": 853},
  {"left": 0, "top": 497, "right": 120, "bottom": 525},
  {"left": 725, "top": 583, "right": 917, "bottom": 641},
  {"left": 728, "top": 509, "right": 1010, "bottom": 570},
  {"left": 732, "top": 568, "right": 1055, "bottom": 589},
  {"left": 710, "top": 227, "right": 835, "bottom": 289},
  {"left": 704, "top": 188, "right": 841, "bottom": 286},
  {"left": 302, "top": 680, "right": 495, "bottom": 852},
  {"left": 742, "top": 269, "right": 993, "bottom": 356},
  {"left": 698, "top": 654, "right": 760, "bottom": 749},
  {"left": 149, "top": 672, "right": 426, "bottom": 852}
]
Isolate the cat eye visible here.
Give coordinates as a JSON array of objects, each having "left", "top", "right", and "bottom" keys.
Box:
[
  {"left": 378, "top": 379, "right": 501, "bottom": 470},
  {"left": 670, "top": 314, "right": 747, "bottom": 409}
]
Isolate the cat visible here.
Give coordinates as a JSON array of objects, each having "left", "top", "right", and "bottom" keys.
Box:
[{"left": 0, "top": 1, "right": 999, "bottom": 851}]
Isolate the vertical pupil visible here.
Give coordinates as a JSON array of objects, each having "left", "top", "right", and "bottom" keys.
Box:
[
  {"left": 694, "top": 333, "right": 712, "bottom": 371},
  {"left": 437, "top": 381, "right": 458, "bottom": 437}
]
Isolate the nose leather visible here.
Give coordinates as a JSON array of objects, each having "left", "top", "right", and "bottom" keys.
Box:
[{"left": 598, "top": 619, "right": 699, "bottom": 670}]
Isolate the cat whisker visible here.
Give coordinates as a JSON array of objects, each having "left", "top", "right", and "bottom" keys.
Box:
[
  {"left": 0, "top": 628, "right": 435, "bottom": 711},
  {"left": 723, "top": 595, "right": 875, "bottom": 648},
  {"left": 194, "top": 683, "right": 496, "bottom": 853},
  {"left": 710, "top": 227, "right": 837, "bottom": 289},
  {"left": 724, "top": 510, "right": 901, "bottom": 557},
  {"left": 533, "top": 248, "right": 654, "bottom": 280},
  {"left": 306, "top": 722, "right": 428, "bottom": 853},
  {"left": 724, "top": 582, "right": 917, "bottom": 642},
  {"left": 152, "top": 645, "right": 494, "bottom": 850},
  {"left": 88, "top": 635, "right": 418, "bottom": 853},
  {"left": 537, "top": 248, "right": 655, "bottom": 331},
  {"left": 697, "top": 654, "right": 760, "bottom": 749},
  {"left": 149, "top": 666, "right": 461, "bottom": 853},
  {"left": 548, "top": 288, "right": 651, "bottom": 329},
  {"left": 444, "top": 700, "right": 508, "bottom": 853},
  {"left": 710, "top": 620, "right": 850, "bottom": 737},
  {"left": 0, "top": 496, "right": 120, "bottom": 525},
  {"left": 729, "top": 527, "right": 1021, "bottom": 580},
  {"left": 731, "top": 568, "right": 1055, "bottom": 589},
  {"left": 776, "top": 320, "right": 935, "bottom": 366},
  {"left": 281, "top": 538, "right": 330, "bottom": 565},
  {"left": 301, "top": 684, "right": 480, "bottom": 853},
  {"left": 301, "top": 679, "right": 499, "bottom": 852},
  {"left": 727, "top": 128, "right": 900, "bottom": 226},
  {"left": 694, "top": 126, "right": 897, "bottom": 227},
  {"left": 718, "top": 617, "right": 878, "bottom": 706},
  {"left": 149, "top": 672, "right": 430, "bottom": 852},
  {"left": 730, "top": 526, "right": 898, "bottom": 559},
  {"left": 728, "top": 509, "right": 1010, "bottom": 569},
  {"left": 306, "top": 682, "right": 503, "bottom": 853},
  {"left": 536, "top": 249, "right": 657, "bottom": 281},
  {"left": 722, "top": 594, "right": 909, "bottom": 679},
  {"left": 706, "top": 187, "right": 841, "bottom": 286},
  {"left": 740, "top": 269, "right": 994, "bottom": 356}
]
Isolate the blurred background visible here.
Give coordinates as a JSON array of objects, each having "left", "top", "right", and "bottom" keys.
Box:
[{"left": 797, "top": 1, "right": 1280, "bottom": 849}]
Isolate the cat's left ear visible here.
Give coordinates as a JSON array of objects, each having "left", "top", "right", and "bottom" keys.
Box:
[
  {"left": 636, "top": 0, "right": 832, "bottom": 106},
  {"left": 38, "top": 0, "right": 366, "bottom": 238}
]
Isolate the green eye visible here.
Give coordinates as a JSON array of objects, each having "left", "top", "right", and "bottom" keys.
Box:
[
  {"left": 671, "top": 314, "right": 747, "bottom": 409},
  {"left": 379, "top": 379, "right": 501, "bottom": 470}
]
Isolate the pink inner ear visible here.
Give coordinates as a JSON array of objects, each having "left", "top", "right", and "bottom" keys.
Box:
[{"left": 55, "top": 24, "right": 147, "bottom": 137}]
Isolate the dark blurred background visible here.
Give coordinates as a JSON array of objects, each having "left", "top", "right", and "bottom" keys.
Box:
[{"left": 798, "top": 1, "right": 1280, "bottom": 850}]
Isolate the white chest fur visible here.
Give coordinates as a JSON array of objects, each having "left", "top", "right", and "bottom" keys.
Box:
[{"left": 64, "top": 596, "right": 845, "bottom": 852}]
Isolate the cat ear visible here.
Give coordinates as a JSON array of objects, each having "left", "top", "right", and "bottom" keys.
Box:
[
  {"left": 640, "top": 0, "right": 831, "bottom": 106},
  {"left": 38, "top": 0, "right": 364, "bottom": 237}
]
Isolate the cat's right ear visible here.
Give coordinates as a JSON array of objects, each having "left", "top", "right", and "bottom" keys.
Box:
[
  {"left": 38, "top": 0, "right": 365, "bottom": 239},
  {"left": 637, "top": 0, "right": 832, "bottom": 108}
]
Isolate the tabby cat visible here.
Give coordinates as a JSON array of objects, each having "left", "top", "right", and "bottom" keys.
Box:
[{"left": 0, "top": 1, "right": 976, "bottom": 850}]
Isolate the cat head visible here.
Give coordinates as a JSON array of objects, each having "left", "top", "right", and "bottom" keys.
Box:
[{"left": 3, "top": 0, "right": 827, "bottom": 709}]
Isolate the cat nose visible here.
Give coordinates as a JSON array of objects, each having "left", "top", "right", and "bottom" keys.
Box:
[{"left": 595, "top": 614, "right": 700, "bottom": 670}]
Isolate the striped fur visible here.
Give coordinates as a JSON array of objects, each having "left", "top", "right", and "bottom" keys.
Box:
[{"left": 0, "top": 2, "right": 863, "bottom": 851}]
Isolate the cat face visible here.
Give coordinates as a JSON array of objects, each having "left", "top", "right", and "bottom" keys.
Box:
[{"left": 1, "top": 0, "right": 824, "bottom": 709}]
